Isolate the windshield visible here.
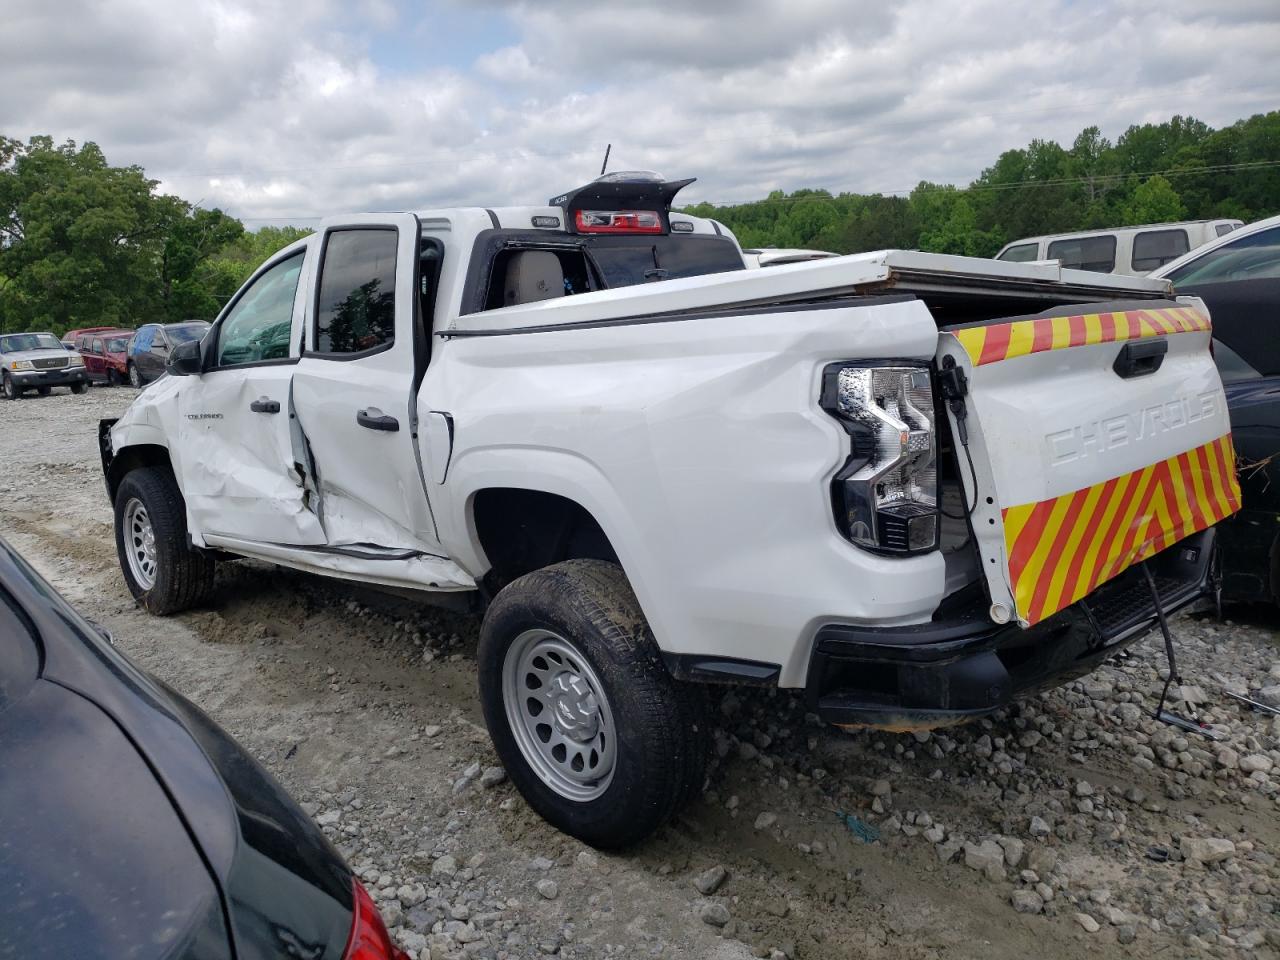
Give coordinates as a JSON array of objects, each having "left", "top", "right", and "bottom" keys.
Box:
[
  {"left": 106, "top": 338, "right": 130, "bottom": 352},
  {"left": 1167, "top": 226, "right": 1280, "bottom": 285},
  {"left": 0, "top": 333, "right": 62, "bottom": 353},
  {"left": 166, "top": 324, "right": 208, "bottom": 344}
]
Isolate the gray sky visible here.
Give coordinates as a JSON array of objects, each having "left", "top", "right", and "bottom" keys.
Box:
[{"left": 4, "top": 0, "right": 1278, "bottom": 224}]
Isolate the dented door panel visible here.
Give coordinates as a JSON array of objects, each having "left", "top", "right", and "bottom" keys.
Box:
[{"left": 176, "top": 367, "right": 327, "bottom": 545}]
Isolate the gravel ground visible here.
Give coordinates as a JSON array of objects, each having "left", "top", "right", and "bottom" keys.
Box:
[{"left": 3, "top": 386, "right": 1279, "bottom": 960}]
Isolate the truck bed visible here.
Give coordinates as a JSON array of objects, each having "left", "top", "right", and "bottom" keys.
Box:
[{"left": 444, "top": 249, "right": 1173, "bottom": 336}]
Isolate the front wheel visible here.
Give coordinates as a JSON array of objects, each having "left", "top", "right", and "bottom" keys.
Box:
[
  {"left": 113, "top": 467, "right": 215, "bottom": 615},
  {"left": 71, "top": 381, "right": 88, "bottom": 395},
  {"left": 478, "top": 560, "right": 707, "bottom": 848},
  {"left": 36, "top": 386, "right": 51, "bottom": 397},
  {"left": 128, "top": 364, "right": 143, "bottom": 388},
  {"left": 2, "top": 374, "right": 20, "bottom": 400}
]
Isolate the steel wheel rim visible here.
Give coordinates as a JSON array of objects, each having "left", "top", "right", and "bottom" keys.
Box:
[
  {"left": 123, "top": 497, "right": 158, "bottom": 590},
  {"left": 502, "top": 628, "right": 617, "bottom": 801}
]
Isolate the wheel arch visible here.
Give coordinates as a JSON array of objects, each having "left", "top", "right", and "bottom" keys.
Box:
[
  {"left": 471, "top": 488, "right": 621, "bottom": 594},
  {"left": 106, "top": 442, "right": 174, "bottom": 504}
]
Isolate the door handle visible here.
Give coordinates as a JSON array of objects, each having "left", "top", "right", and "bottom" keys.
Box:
[
  {"left": 1113, "top": 338, "right": 1167, "bottom": 379},
  {"left": 250, "top": 397, "right": 281, "bottom": 414},
  {"left": 356, "top": 407, "right": 399, "bottom": 432}
]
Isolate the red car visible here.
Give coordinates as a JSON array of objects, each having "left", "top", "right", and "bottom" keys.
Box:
[{"left": 76, "top": 329, "right": 135, "bottom": 385}]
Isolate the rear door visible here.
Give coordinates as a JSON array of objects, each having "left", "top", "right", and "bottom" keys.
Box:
[
  {"left": 939, "top": 301, "right": 1241, "bottom": 627},
  {"left": 175, "top": 247, "right": 326, "bottom": 546},
  {"left": 291, "top": 214, "right": 445, "bottom": 554},
  {"left": 86, "top": 337, "right": 105, "bottom": 380}
]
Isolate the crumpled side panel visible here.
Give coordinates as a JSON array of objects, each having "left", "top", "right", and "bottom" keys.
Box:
[{"left": 176, "top": 373, "right": 326, "bottom": 545}]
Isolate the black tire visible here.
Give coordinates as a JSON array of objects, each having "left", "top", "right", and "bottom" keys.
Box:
[
  {"left": 70, "top": 381, "right": 88, "bottom": 395},
  {"left": 113, "top": 466, "right": 215, "bottom": 615},
  {"left": 36, "top": 386, "right": 51, "bottom": 397},
  {"left": 2, "top": 374, "right": 20, "bottom": 400},
  {"left": 478, "top": 559, "right": 707, "bottom": 848},
  {"left": 107, "top": 369, "right": 120, "bottom": 386},
  {"left": 128, "top": 364, "right": 143, "bottom": 388}
]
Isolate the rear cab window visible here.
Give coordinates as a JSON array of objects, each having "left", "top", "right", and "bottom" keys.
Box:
[
  {"left": 1046, "top": 234, "right": 1116, "bottom": 273},
  {"left": 997, "top": 243, "right": 1040, "bottom": 263},
  {"left": 470, "top": 231, "right": 745, "bottom": 314},
  {"left": 1131, "top": 229, "right": 1189, "bottom": 272}
]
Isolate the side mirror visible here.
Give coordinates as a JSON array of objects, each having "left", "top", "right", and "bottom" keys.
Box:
[{"left": 167, "top": 339, "right": 203, "bottom": 377}]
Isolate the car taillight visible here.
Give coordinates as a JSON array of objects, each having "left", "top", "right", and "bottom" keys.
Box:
[
  {"left": 574, "top": 209, "right": 663, "bottom": 234},
  {"left": 344, "top": 880, "right": 410, "bottom": 960},
  {"left": 820, "top": 363, "right": 939, "bottom": 554}
]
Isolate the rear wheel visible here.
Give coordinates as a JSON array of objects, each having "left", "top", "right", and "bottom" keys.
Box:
[
  {"left": 1, "top": 374, "right": 18, "bottom": 400},
  {"left": 128, "top": 364, "right": 143, "bottom": 388},
  {"left": 36, "top": 386, "right": 51, "bottom": 397},
  {"left": 70, "top": 381, "right": 88, "bottom": 395},
  {"left": 478, "top": 560, "right": 707, "bottom": 848},
  {"left": 107, "top": 369, "right": 120, "bottom": 386},
  {"left": 114, "top": 467, "right": 215, "bottom": 615}
]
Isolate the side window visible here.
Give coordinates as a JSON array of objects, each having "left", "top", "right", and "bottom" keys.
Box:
[
  {"left": 133, "top": 327, "right": 155, "bottom": 353},
  {"left": 151, "top": 329, "right": 169, "bottom": 352},
  {"left": 1167, "top": 227, "right": 1280, "bottom": 286},
  {"left": 997, "top": 242, "right": 1039, "bottom": 263},
  {"left": 314, "top": 230, "right": 397, "bottom": 354},
  {"left": 1046, "top": 235, "right": 1116, "bottom": 273},
  {"left": 216, "top": 252, "right": 305, "bottom": 367},
  {"left": 1215, "top": 223, "right": 1236, "bottom": 238},
  {"left": 90, "top": 338, "right": 103, "bottom": 355},
  {"left": 1131, "top": 229, "right": 1189, "bottom": 272}
]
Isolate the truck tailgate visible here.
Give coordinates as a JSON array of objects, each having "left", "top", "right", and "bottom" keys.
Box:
[{"left": 938, "top": 299, "right": 1241, "bottom": 627}]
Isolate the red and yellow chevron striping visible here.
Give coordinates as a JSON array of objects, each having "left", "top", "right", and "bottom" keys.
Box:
[
  {"left": 953, "top": 306, "right": 1210, "bottom": 368},
  {"left": 1001, "top": 434, "right": 1240, "bottom": 626}
]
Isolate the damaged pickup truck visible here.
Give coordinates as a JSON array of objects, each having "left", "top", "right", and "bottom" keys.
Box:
[{"left": 100, "top": 173, "right": 1242, "bottom": 846}]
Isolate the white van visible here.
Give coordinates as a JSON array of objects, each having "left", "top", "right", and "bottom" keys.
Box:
[{"left": 994, "top": 219, "right": 1243, "bottom": 277}]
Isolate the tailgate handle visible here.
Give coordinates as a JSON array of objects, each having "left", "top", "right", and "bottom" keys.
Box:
[{"left": 1113, "top": 338, "right": 1167, "bottom": 379}]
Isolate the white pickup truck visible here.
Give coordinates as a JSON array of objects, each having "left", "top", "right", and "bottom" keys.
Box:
[{"left": 100, "top": 172, "right": 1241, "bottom": 846}]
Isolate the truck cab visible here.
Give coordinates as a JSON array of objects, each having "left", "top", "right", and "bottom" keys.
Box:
[{"left": 101, "top": 173, "right": 1240, "bottom": 848}]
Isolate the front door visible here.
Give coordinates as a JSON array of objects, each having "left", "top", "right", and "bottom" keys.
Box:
[
  {"left": 290, "top": 214, "right": 443, "bottom": 554},
  {"left": 139, "top": 327, "right": 169, "bottom": 382},
  {"left": 175, "top": 247, "right": 327, "bottom": 546}
]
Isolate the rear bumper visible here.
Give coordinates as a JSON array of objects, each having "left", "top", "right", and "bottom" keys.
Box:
[
  {"left": 11, "top": 368, "right": 88, "bottom": 387},
  {"left": 807, "top": 529, "right": 1215, "bottom": 730}
]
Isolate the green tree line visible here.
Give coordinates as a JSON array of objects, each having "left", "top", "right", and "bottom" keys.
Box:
[
  {"left": 0, "top": 135, "right": 308, "bottom": 335},
  {"left": 683, "top": 111, "right": 1280, "bottom": 256},
  {"left": 2, "top": 111, "right": 1277, "bottom": 334}
]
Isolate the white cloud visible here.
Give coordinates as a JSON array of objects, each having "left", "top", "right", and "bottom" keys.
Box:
[{"left": 2, "top": 0, "right": 1277, "bottom": 223}]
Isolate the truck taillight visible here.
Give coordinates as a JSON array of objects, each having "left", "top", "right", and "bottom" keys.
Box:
[
  {"left": 574, "top": 209, "right": 663, "bottom": 234},
  {"left": 344, "top": 880, "right": 410, "bottom": 960},
  {"left": 820, "top": 363, "right": 938, "bottom": 554}
]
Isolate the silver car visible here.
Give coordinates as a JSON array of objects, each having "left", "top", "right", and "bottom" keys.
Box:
[{"left": 0, "top": 332, "right": 90, "bottom": 400}]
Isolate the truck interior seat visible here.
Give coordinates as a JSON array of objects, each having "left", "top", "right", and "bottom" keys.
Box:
[{"left": 504, "top": 250, "right": 565, "bottom": 306}]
